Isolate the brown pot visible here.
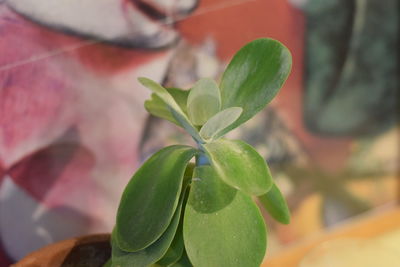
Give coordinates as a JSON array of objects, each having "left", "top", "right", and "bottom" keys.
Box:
[{"left": 12, "top": 234, "right": 111, "bottom": 267}]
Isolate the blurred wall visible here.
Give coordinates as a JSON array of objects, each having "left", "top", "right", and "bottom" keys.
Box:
[{"left": 0, "top": 0, "right": 398, "bottom": 264}]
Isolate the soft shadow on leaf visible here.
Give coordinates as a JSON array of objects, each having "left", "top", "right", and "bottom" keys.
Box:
[
  {"left": 189, "top": 165, "right": 236, "bottom": 213},
  {"left": 156, "top": 214, "right": 184, "bottom": 266},
  {"left": 169, "top": 251, "right": 193, "bottom": 267}
]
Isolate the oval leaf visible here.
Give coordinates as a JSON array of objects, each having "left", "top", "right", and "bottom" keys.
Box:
[
  {"left": 145, "top": 88, "right": 189, "bottom": 125},
  {"left": 187, "top": 78, "right": 221, "bottom": 125},
  {"left": 111, "top": 188, "right": 186, "bottom": 267},
  {"left": 199, "top": 107, "right": 242, "bottom": 140},
  {"left": 115, "top": 145, "right": 197, "bottom": 252},
  {"left": 258, "top": 183, "right": 291, "bottom": 224},
  {"left": 183, "top": 165, "right": 266, "bottom": 267},
  {"left": 219, "top": 38, "right": 292, "bottom": 136},
  {"left": 202, "top": 139, "right": 272, "bottom": 196},
  {"left": 139, "top": 77, "right": 203, "bottom": 142}
]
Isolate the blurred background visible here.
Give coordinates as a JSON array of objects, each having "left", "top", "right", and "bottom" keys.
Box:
[{"left": 0, "top": 0, "right": 398, "bottom": 265}]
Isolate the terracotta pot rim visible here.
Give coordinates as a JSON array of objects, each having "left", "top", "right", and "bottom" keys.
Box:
[{"left": 13, "top": 233, "right": 111, "bottom": 267}]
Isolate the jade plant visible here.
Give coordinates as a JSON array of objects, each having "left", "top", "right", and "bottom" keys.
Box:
[{"left": 107, "top": 38, "right": 292, "bottom": 267}]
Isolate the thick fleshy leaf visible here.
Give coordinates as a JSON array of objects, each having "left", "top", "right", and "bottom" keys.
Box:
[
  {"left": 259, "top": 183, "right": 291, "bottom": 224},
  {"left": 156, "top": 222, "right": 184, "bottom": 266},
  {"left": 156, "top": 169, "right": 192, "bottom": 267},
  {"left": 202, "top": 139, "right": 272, "bottom": 196},
  {"left": 219, "top": 38, "right": 292, "bottom": 136},
  {"left": 145, "top": 88, "right": 189, "bottom": 125},
  {"left": 139, "top": 77, "right": 203, "bottom": 142},
  {"left": 111, "top": 188, "right": 185, "bottom": 267},
  {"left": 189, "top": 165, "right": 236, "bottom": 213},
  {"left": 199, "top": 107, "right": 242, "bottom": 140},
  {"left": 183, "top": 165, "right": 266, "bottom": 267},
  {"left": 115, "top": 145, "right": 197, "bottom": 252},
  {"left": 170, "top": 251, "right": 193, "bottom": 267},
  {"left": 187, "top": 78, "right": 221, "bottom": 126}
]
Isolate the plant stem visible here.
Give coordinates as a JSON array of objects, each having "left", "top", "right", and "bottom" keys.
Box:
[{"left": 196, "top": 152, "right": 210, "bottom": 166}]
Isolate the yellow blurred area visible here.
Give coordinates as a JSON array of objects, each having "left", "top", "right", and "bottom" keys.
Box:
[{"left": 263, "top": 206, "right": 400, "bottom": 267}]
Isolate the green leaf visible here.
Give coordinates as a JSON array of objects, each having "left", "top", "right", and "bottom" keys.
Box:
[
  {"left": 187, "top": 78, "right": 221, "bottom": 126},
  {"left": 156, "top": 223, "right": 184, "bottom": 266},
  {"left": 170, "top": 109, "right": 204, "bottom": 143},
  {"left": 183, "top": 165, "right": 266, "bottom": 267},
  {"left": 199, "top": 107, "right": 242, "bottom": 140},
  {"left": 145, "top": 88, "right": 189, "bottom": 125},
  {"left": 219, "top": 38, "right": 292, "bottom": 135},
  {"left": 139, "top": 77, "right": 203, "bottom": 142},
  {"left": 259, "top": 183, "right": 291, "bottom": 224},
  {"left": 115, "top": 145, "right": 197, "bottom": 252},
  {"left": 189, "top": 165, "right": 236, "bottom": 213},
  {"left": 103, "top": 258, "right": 112, "bottom": 267},
  {"left": 202, "top": 139, "right": 272, "bottom": 196},
  {"left": 170, "top": 251, "right": 193, "bottom": 267},
  {"left": 139, "top": 78, "right": 184, "bottom": 114},
  {"left": 111, "top": 187, "right": 186, "bottom": 267}
]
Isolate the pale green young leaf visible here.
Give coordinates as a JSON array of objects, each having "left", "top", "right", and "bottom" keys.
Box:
[
  {"left": 139, "top": 77, "right": 203, "bottom": 142},
  {"left": 115, "top": 145, "right": 197, "bottom": 252},
  {"left": 187, "top": 78, "right": 221, "bottom": 126},
  {"left": 258, "top": 183, "right": 291, "bottom": 224},
  {"left": 145, "top": 88, "right": 189, "bottom": 125},
  {"left": 183, "top": 166, "right": 266, "bottom": 267},
  {"left": 199, "top": 107, "right": 242, "bottom": 140},
  {"left": 202, "top": 139, "right": 272, "bottom": 196},
  {"left": 218, "top": 38, "right": 292, "bottom": 136},
  {"left": 139, "top": 77, "right": 183, "bottom": 113}
]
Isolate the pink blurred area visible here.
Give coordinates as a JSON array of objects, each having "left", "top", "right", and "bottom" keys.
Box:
[{"left": 0, "top": 0, "right": 398, "bottom": 265}]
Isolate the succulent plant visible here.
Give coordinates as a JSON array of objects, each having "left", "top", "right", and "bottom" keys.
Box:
[{"left": 107, "top": 38, "right": 292, "bottom": 267}]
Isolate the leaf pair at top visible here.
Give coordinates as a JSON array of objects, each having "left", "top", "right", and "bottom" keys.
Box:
[
  {"left": 142, "top": 77, "right": 242, "bottom": 143},
  {"left": 143, "top": 38, "right": 292, "bottom": 143}
]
